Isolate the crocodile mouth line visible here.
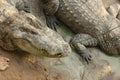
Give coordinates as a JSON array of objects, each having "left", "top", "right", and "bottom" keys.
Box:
[
  {"left": 13, "top": 38, "right": 64, "bottom": 58},
  {"left": 30, "top": 43, "right": 64, "bottom": 58}
]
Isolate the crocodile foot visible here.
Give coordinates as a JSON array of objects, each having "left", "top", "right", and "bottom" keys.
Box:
[
  {"left": 44, "top": 14, "right": 59, "bottom": 31},
  {"left": 70, "top": 33, "right": 98, "bottom": 64},
  {"left": 16, "top": 0, "right": 30, "bottom": 13},
  {"left": 79, "top": 50, "right": 92, "bottom": 64}
]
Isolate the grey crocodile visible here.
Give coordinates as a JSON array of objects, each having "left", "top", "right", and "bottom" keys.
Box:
[
  {"left": 42, "top": 0, "right": 120, "bottom": 63},
  {"left": 0, "top": 0, "right": 71, "bottom": 58}
]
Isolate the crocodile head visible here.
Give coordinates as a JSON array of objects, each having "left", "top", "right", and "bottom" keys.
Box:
[
  {"left": 7, "top": 13, "right": 71, "bottom": 58},
  {"left": 0, "top": 0, "right": 71, "bottom": 57}
]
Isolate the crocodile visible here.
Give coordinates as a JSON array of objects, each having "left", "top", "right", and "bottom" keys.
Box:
[
  {"left": 42, "top": 0, "right": 120, "bottom": 63},
  {"left": 0, "top": 0, "right": 71, "bottom": 58}
]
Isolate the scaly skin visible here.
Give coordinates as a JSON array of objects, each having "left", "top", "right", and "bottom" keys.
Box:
[
  {"left": 42, "top": 0, "right": 120, "bottom": 61},
  {"left": 0, "top": 0, "right": 71, "bottom": 58}
]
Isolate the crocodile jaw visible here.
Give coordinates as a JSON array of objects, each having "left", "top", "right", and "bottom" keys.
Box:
[
  {"left": 11, "top": 24, "right": 71, "bottom": 58},
  {"left": 13, "top": 38, "right": 69, "bottom": 57}
]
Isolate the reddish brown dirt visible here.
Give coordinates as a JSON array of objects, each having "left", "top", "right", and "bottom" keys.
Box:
[
  {"left": 0, "top": 48, "right": 69, "bottom": 80},
  {"left": 0, "top": 48, "right": 47, "bottom": 80}
]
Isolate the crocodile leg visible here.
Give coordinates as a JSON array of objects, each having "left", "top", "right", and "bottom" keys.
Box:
[
  {"left": 70, "top": 34, "right": 98, "bottom": 64},
  {"left": 42, "top": 0, "right": 59, "bottom": 31},
  {"left": 44, "top": 14, "right": 58, "bottom": 31},
  {"left": 107, "top": 3, "right": 120, "bottom": 17},
  {"left": 16, "top": 0, "right": 30, "bottom": 13}
]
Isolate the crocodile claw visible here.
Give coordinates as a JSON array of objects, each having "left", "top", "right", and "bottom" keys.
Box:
[
  {"left": 45, "top": 15, "right": 58, "bottom": 31},
  {"left": 80, "top": 53, "right": 92, "bottom": 64}
]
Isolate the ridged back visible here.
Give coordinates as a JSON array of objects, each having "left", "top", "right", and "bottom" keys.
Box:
[{"left": 57, "top": 0, "right": 109, "bottom": 35}]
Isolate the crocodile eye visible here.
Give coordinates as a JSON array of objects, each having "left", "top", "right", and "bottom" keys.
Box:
[{"left": 56, "top": 53, "right": 62, "bottom": 57}]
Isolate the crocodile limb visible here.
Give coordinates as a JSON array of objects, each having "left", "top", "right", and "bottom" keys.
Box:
[
  {"left": 15, "top": 0, "right": 30, "bottom": 13},
  {"left": 107, "top": 3, "right": 120, "bottom": 17},
  {"left": 106, "top": 3, "right": 120, "bottom": 21},
  {"left": 42, "top": 0, "right": 60, "bottom": 31},
  {"left": 70, "top": 34, "right": 98, "bottom": 63},
  {"left": 0, "top": 0, "right": 71, "bottom": 58},
  {"left": 42, "top": 0, "right": 120, "bottom": 63}
]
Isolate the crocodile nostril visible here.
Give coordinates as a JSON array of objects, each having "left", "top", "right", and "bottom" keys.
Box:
[{"left": 56, "top": 53, "right": 62, "bottom": 57}]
